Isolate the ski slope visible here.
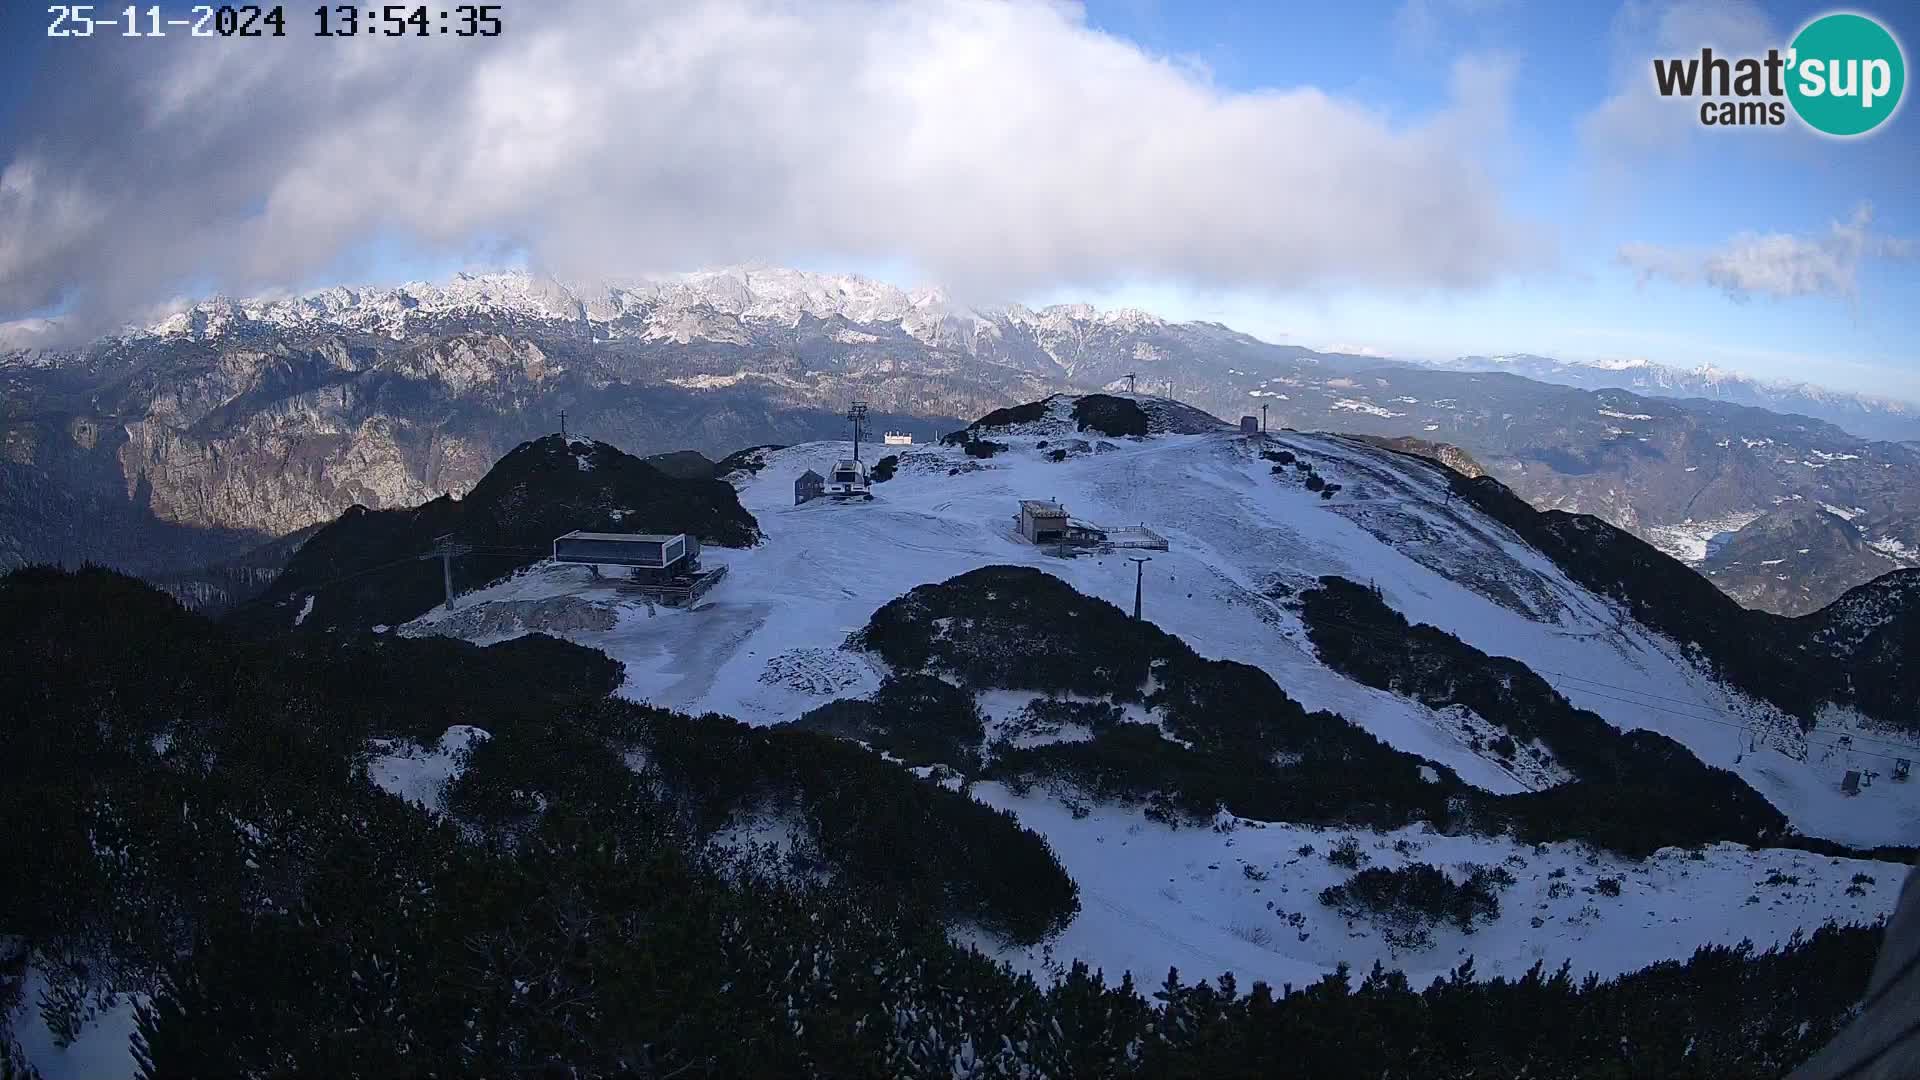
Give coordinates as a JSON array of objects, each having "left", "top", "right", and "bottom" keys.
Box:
[
  {"left": 404, "top": 400, "right": 1916, "bottom": 989},
  {"left": 411, "top": 402, "right": 1920, "bottom": 846}
]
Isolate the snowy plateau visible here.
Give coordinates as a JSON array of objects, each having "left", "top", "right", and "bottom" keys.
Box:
[{"left": 382, "top": 396, "right": 1916, "bottom": 997}]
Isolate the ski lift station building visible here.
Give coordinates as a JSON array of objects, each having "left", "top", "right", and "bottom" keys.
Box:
[
  {"left": 825, "top": 458, "right": 873, "bottom": 500},
  {"left": 552, "top": 531, "right": 698, "bottom": 576}
]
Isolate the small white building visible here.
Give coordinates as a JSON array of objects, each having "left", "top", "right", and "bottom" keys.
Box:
[{"left": 883, "top": 432, "right": 914, "bottom": 446}]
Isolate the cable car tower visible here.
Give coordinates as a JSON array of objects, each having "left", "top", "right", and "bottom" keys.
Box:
[
  {"left": 825, "top": 400, "right": 875, "bottom": 501},
  {"left": 847, "top": 400, "right": 869, "bottom": 462}
]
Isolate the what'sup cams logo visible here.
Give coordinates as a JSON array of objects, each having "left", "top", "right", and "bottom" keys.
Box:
[{"left": 1653, "top": 11, "right": 1905, "bottom": 136}]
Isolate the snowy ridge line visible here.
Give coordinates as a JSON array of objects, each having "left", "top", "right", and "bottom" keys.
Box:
[{"left": 1291, "top": 589, "right": 1918, "bottom": 766}]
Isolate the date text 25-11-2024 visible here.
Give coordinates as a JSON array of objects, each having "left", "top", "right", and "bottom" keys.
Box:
[{"left": 47, "top": 5, "right": 503, "bottom": 38}]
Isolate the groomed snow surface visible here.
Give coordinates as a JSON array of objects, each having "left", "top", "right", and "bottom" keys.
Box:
[{"left": 404, "top": 413, "right": 1916, "bottom": 993}]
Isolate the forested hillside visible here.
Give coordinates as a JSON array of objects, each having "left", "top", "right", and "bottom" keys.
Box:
[{"left": 0, "top": 566, "right": 1894, "bottom": 1078}]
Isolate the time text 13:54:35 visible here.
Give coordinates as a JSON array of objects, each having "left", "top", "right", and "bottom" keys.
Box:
[{"left": 46, "top": 5, "right": 503, "bottom": 38}]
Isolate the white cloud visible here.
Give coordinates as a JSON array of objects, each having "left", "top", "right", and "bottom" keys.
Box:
[
  {"left": 0, "top": 0, "right": 1546, "bottom": 341},
  {"left": 1322, "top": 342, "right": 1394, "bottom": 357},
  {"left": 1617, "top": 204, "right": 1915, "bottom": 301},
  {"left": 1581, "top": 0, "right": 1780, "bottom": 161}
]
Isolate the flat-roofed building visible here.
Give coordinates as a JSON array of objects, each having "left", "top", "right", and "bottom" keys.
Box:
[
  {"left": 1017, "top": 500, "right": 1070, "bottom": 543},
  {"left": 552, "top": 531, "right": 696, "bottom": 576}
]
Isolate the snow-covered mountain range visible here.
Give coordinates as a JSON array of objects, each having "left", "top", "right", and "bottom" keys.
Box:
[
  {"left": 4, "top": 267, "right": 1918, "bottom": 616},
  {"left": 2, "top": 266, "right": 1165, "bottom": 354}
]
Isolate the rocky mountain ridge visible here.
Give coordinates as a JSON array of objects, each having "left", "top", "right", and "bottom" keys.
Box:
[
  {"left": 1429, "top": 353, "right": 1920, "bottom": 444},
  {"left": 5, "top": 267, "right": 1917, "bottom": 615}
]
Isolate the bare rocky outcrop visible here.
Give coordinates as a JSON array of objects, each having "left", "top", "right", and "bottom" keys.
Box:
[{"left": 404, "top": 594, "right": 625, "bottom": 641}]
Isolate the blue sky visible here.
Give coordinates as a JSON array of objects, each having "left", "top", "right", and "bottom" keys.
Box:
[
  {"left": 0, "top": 0, "right": 1914, "bottom": 397},
  {"left": 1049, "top": 0, "right": 1919, "bottom": 390}
]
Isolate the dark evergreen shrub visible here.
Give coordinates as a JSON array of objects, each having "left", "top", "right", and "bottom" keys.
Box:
[
  {"left": 1327, "top": 837, "right": 1369, "bottom": 869},
  {"left": 971, "top": 400, "right": 1052, "bottom": 430},
  {"left": 791, "top": 674, "right": 985, "bottom": 771},
  {"left": 1070, "top": 395, "right": 1150, "bottom": 437},
  {"left": 1027, "top": 697, "right": 1126, "bottom": 732},
  {"left": 1319, "top": 862, "right": 1509, "bottom": 938}
]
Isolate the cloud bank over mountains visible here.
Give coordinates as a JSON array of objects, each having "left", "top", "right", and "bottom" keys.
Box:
[
  {"left": 0, "top": 0, "right": 1546, "bottom": 343},
  {"left": 1619, "top": 204, "right": 1915, "bottom": 303}
]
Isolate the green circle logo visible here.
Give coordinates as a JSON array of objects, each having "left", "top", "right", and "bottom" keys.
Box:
[{"left": 1787, "top": 13, "right": 1905, "bottom": 136}]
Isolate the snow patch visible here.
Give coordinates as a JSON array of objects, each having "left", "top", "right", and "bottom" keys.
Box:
[
  {"left": 1641, "top": 513, "right": 1764, "bottom": 564},
  {"left": 1331, "top": 398, "right": 1404, "bottom": 419},
  {"left": 366, "top": 725, "right": 491, "bottom": 813},
  {"left": 1867, "top": 537, "right": 1918, "bottom": 561},
  {"left": 969, "top": 789, "right": 1905, "bottom": 994},
  {"left": 8, "top": 968, "right": 142, "bottom": 1080}
]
